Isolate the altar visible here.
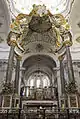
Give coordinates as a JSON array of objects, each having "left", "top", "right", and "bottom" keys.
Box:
[{"left": 22, "top": 100, "right": 57, "bottom": 112}]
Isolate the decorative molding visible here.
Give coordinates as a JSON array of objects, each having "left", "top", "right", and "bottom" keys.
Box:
[
  {"left": 35, "top": 44, "right": 44, "bottom": 52},
  {"left": 0, "top": 59, "right": 8, "bottom": 63}
]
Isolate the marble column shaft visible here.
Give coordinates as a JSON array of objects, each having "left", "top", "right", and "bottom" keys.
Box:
[
  {"left": 6, "top": 45, "right": 15, "bottom": 83},
  {"left": 59, "top": 58, "right": 65, "bottom": 95},
  {"left": 50, "top": 75, "right": 53, "bottom": 99},
  {"left": 66, "top": 45, "right": 74, "bottom": 81},
  {"left": 15, "top": 58, "right": 20, "bottom": 94}
]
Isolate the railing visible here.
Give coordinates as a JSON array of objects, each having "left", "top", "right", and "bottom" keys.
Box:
[{"left": 0, "top": 108, "right": 80, "bottom": 119}]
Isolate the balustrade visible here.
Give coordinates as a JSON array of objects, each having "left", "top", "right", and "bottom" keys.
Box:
[{"left": 0, "top": 108, "right": 80, "bottom": 119}]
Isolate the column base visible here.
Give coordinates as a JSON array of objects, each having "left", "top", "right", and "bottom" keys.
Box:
[{"left": 12, "top": 94, "right": 20, "bottom": 108}]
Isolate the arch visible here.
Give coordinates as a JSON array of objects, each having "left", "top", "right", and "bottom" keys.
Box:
[
  {"left": 22, "top": 54, "right": 56, "bottom": 68},
  {"left": 21, "top": 54, "right": 57, "bottom": 86},
  {"left": 27, "top": 71, "right": 50, "bottom": 88},
  {"left": 22, "top": 53, "right": 58, "bottom": 66}
]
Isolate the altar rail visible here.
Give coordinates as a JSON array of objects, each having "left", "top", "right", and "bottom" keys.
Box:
[{"left": 0, "top": 108, "right": 80, "bottom": 119}]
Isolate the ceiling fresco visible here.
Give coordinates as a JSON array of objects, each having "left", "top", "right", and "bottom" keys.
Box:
[{"left": 7, "top": 0, "right": 74, "bottom": 18}]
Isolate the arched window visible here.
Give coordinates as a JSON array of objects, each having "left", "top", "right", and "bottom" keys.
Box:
[
  {"left": 36, "top": 78, "right": 41, "bottom": 88},
  {"left": 27, "top": 72, "right": 50, "bottom": 88},
  {"left": 43, "top": 76, "right": 50, "bottom": 87},
  {"left": 29, "top": 77, "right": 34, "bottom": 87}
]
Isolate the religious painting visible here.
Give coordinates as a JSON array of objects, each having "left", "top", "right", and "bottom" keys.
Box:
[
  {"left": 69, "top": 95, "right": 78, "bottom": 107},
  {"left": 0, "top": 96, "right": 2, "bottom": 107},
  {"left": 29, "top": 87, "right": 36, "bottom": 100},
  {"left": 36, "top": 88, "right": 43, "bottom": 100},
  {"left": 3, "top": 95, "right": 12, "bottom": 107},
  {"left": 44, "top": 87, "right": 51, "bottom": 100}
]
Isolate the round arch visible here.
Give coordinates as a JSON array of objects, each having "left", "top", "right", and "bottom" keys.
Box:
[{"left": 22, "top": 54, "right": 57, "bottom": 86}]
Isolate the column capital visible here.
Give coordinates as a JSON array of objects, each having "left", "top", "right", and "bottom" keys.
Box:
[
  {"left": 7, "top": 31, "right": 16, "bottom": 46},
  {"left": 8, "top": 40, "right": 17, "bottom": 47},
  {"left": 58, "top": 54, "right": 65, "bottom": 61},
  {"left": 15, "top": 54, "right": 22, "bottom": 61},
  {"left": 62, "top": 30, "right": 72, "bottom": 47},
  {"left": 63, "top": 40, "right": 72, "bottom": 47}
]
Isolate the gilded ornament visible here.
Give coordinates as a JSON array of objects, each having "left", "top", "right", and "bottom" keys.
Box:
[
  {"left": 7, "top": 4, "right": 72, "bottom": 55},
  {"left": 29, "top": 4, "right": 48, "bottom": 17},
  {"left": 14, "top": 50, "right": 22, "bottom": 60},
  {"left": 58, "top": 53, "right": 65, "bottom": 61},
  {"left": 63, "top": 40, "right": 72, "bottom": 46},
  {"left": 15, "top": 54, "right": 22, "bottom": 60},
  {"left": 9, "top": 39, "right": 17, "bottom": 46}
]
